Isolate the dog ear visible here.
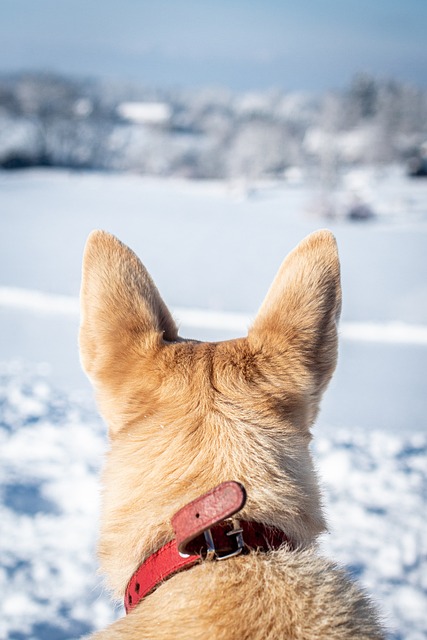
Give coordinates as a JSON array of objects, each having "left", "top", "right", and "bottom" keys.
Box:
[
  {"left": 79, "top": 230, "right": 178, "bottom": 383},
  {"left": 249, "top": 230, "right": 341, "bottom": 395}
]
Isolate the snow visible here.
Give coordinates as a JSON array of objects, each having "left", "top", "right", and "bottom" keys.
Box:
[
  {"left": 0, "top": 364, "right": 115, "bottom": 639},
  {"left": 1, "top": 167, "right": 426, "bottom": 638},
  {"left": 2, "top": 285, "right": 427, "bottom": 345},
  {"left": 340, "top": 321, "right": 427, "bottom": 345},
  {"left": 117, "top": 102, "right": 172, "bottom": 125},
  {"left": 318, "top": 428, "right": 427, "bottom": 638},
  {"left": 0, "top": 287, "right": 80, "bottom": 316}
]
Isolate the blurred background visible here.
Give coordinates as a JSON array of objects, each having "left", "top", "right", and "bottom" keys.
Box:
[
  {"left": 0, "top": 2, "right": 426, "bottom": 639},
  {"left": 0, "top": 0, "right": 427, "bottom": 183}
]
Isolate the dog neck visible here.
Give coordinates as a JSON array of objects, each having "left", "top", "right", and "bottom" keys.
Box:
[{"left": 124, "top": 481, "right": 295, "bottom": 613}]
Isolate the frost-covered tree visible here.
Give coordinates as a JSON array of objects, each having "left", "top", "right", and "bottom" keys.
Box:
[{"left": 1, "top": 71, "right": 426, "bottom": 175}]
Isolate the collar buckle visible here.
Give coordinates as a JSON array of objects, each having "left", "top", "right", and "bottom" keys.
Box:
[{"left": 204, "top": 518, "right": 245, "bottom": 560}]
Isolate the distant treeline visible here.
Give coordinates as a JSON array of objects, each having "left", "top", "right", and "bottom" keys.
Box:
[{"left": 0, "top": 72, "right": 426, "bottom": 179}]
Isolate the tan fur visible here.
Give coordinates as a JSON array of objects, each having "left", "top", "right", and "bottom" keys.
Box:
[{"left": 79, "top": 230, "right": 384, "bottom": 639}]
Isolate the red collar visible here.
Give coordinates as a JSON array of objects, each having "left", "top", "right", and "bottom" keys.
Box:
[{"left": 124, "top": 481, "right": 294, "bottom": 613}]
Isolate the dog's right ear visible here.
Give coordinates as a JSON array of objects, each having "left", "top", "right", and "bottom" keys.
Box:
[
  {"left": 79, "top": 230, "right": 178, "bottom": 384},
  {"left": 248, "top": 230, "right": 341, "bottom": 405}
]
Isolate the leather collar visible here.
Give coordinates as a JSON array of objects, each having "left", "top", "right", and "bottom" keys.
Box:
[{"left": 124, "top": 481, "right": 294, "bottom": 613}]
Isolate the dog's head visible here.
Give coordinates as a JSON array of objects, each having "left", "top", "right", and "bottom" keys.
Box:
[{"left": 79, "top": 230, "right": 341, "bottom": 595}]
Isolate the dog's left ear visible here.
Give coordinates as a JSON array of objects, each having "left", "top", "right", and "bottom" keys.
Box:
[
  {"left": 79, "top": 230, "right": 178, "bottom": 384},
  {"left": 249, "top": 230, "right": 341, "bottom": 396}
]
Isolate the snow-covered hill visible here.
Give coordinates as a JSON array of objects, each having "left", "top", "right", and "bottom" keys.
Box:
[{"left": 1, "top": 168, "right": 426, "bottom": 638}]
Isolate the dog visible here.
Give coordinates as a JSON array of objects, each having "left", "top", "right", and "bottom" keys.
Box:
[{"left": 79, "top": 229, "right": 384, "bottom": 639}]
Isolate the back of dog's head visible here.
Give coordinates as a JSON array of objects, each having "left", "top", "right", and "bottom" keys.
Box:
[{"left": 79, "top": 229, "right": 341, "bottom": 595}]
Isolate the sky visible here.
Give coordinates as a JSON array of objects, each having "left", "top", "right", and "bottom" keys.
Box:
[{"left": 1, "top": 0, "right": 426, "bottom": 91}]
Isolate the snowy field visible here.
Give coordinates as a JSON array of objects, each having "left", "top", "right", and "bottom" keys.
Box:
[{"left": 1, "top": 168, "right": 427, "bottom": 639}]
